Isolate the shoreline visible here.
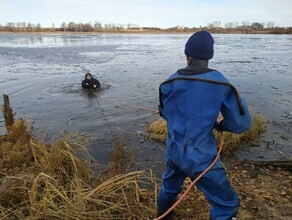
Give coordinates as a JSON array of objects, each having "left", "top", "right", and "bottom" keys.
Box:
[
  {"left": 0, "top": 101, "right": 291, "bottom": 220},
  {"left": 0, "top": 29, "right": 292, "bottom": 35}
]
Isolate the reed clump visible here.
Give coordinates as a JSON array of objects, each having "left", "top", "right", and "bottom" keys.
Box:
[
  {"left": 148, "top": 115, "right": 266, "bottom": 152},
  {"left": 107, "top": 138, "right": 135, "bottom": 178},
  {"left": 0, "top": 119, "right": 157, "bottom": 219},
  {"left": 0, "top": 119, "right": 32, "bottom": 169},
  {"left": 148, "top": 119, "right": 168, "bottom": 143},
  {"left": 214, "top": 115, "right": 266, "bottom": 152}
]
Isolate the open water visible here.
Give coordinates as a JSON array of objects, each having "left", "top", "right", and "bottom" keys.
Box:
[{"left": 0, "top": 33, "right": 291, "bottom": 168}]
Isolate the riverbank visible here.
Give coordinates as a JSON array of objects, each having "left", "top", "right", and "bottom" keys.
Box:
[
  {"left": 1, "top": 27, "right": 292, "bottom": 35},
  {"left": 0, "top": 104, "right": 291, "bottom": 219}
]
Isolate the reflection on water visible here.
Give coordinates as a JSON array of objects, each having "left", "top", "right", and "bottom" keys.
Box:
[
  {"left": 0, "top": 33, "right": 291, "bottom": 51},
  {"left": 0, "top": 34, "right": 185, "bottom": 48},
  {"left": 0, "top": 34, "right": 103, "bottom": 47}
]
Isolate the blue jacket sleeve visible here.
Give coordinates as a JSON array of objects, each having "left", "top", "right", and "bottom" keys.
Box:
[{"left": 220, "top": 90, "right": 252, "bottom": 134}]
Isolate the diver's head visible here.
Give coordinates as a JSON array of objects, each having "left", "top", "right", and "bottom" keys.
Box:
[{"left": 85, "top": 72, "right": 93, "bottom": 80}]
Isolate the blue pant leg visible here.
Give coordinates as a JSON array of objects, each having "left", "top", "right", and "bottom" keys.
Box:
[
  {"left": 195, "top": 165, "right": 239, "bottom": 220},
  {"left": 158, "top": 160, "right": 186, "bottom": 213}
]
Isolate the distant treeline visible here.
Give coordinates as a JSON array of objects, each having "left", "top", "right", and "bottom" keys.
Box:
[{"left": 0, "top": 21, "right": 291, "bottom": 34}]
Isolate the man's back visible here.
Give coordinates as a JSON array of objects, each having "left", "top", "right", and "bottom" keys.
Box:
[{"left": 160, "top": 70, "right": 230, "bottom": 148}]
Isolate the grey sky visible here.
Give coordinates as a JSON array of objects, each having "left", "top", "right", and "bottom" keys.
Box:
[{"left": 0, "top": 0, "right": 291, "bottom": 27}]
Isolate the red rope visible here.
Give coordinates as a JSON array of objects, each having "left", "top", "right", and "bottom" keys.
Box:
[
  {"left": 154, "top": 132, "right": 224, "bottom": 220},
  {"left": 118, "top": 102, "right": 159, "bottom": 114}
]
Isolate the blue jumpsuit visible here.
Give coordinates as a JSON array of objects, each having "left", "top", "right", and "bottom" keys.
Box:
[{"left": 158, "top": 70, "right": 252, "bottom": 219}]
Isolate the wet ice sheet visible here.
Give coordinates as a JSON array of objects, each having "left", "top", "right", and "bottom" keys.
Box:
[{"left": 0, "top": 33, "right": 291, "bottom": 165}]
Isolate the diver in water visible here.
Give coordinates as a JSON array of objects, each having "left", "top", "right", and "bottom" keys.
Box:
[{"left": 81, "top": 72, "right": 101, "bottom": 89}]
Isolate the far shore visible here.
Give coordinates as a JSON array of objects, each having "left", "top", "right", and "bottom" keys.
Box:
[{"left": 1, "top": 28, "right": 291, "bottom": 35}]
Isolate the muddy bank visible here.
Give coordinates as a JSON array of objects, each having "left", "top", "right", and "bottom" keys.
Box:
[
  {"left": 1, "top": 115, "right": 291, "bottom": 220},
  {"left": 0, "top": 33, "right": 291, "bottom": 169}
]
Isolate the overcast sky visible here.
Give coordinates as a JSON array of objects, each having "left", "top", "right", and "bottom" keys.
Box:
[{"left": 1, "top": 0, "right": 291, "bottom": 28}]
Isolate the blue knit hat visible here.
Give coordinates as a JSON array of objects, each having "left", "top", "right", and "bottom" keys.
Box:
[{"left": 185, "top": 30, "right": 214, "bottom": 60}]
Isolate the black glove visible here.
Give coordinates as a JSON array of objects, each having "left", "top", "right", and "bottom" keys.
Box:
[{"left": 214, "top": 120, "right": 224, "bottom": 132}]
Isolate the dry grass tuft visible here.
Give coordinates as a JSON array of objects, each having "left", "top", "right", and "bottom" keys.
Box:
[
  {"left": 148, "top": 115, "right": 266, "bottom": 153},
  {"left": 0, "top": 119, "right": 158, "bottom": 219},
  {"left": 0, "top": 119, "right": 32, "bottom": 168},
  {"left": 148, "top": 119, "right": 167, "bottom": 143},
  {"left": 214, "top": 115, "right": 266, "bottom": 152},
  {"left": 107, "top": 138, "right": 136, "bottom": 179}
]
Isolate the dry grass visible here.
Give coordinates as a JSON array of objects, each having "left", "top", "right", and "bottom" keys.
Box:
[
  {"left": 148, "top": 120, "right": 168, "bottom": 143},
  {"left": 107, "top": 139, "right": 134, "bottom": 178},
  {"left": 148, "top": 115, "right": 266, "bottom": 153},
  {"left": 0, "top": 119, "right": 32, "bottom": 168},
  {"left": 1, "top": 116, "right": 290, "bottom": 220},
  {"left": 214, "top": 115, "right": 266, "bottom": 152},
  {"left": 0, "top": 119, "right": 158, "bottom": 219},
  {"left": 167, "top": 161, "right": 292, "bottom": 220}
]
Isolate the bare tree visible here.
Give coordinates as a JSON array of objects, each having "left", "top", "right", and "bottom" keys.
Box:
[
  {"left": 78, "top": 23, "right": 82, "bottom": 32},
  {"left": 251, "top": 22, "right": 264, "bottom": 29},
  {"left": 6, "top": 22, "right": 16, "bottom": 31},
  {"left": 16, "top": 22, "right": 22, "bottom": 29},
  {"left": 213, "top": 21, "right": 221, "bottom": 28},
  {"left": 22, "top": 22, "right": 27, "bottom": 31},
  {"left": 94, "top": 20, "right": 102, "bottom": 30},
  {"left": 27, "top": 22, "right": 32, "bottom": 31},
  {"left": 50, "top": 23, "right": 55, "bottom": 32},
  {"left": 127, "top": 23, "right": 139, "bottom": 29},
  {"left": 104, "top": 23, "right": 120, "bottom": 30},
  {"left": 241, "top": 21, "right": 250, "bottom": 28},
  {"left": 225, "top": 22, "right": 235, "bottom": 29},
  {"left": 83, "top": 23, "right": 94, "bottom": 32},
  {"left": 67, "top": 22, "right": 77, "bottom": 31},
  {"left": 266, "top": 21, "right": 275, "bottom": 28},
  {"left": 207, "top": 22, "right": 215, "bottom": 29},
  {"left": 61, "top": 22, "right": 67, "bottom": 31},
  {"left": 36, "top": 23, "right": 42, "bottom": 31}
]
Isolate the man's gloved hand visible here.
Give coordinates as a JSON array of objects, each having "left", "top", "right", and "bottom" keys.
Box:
[{"left": 214, "top": 120, "right": 224, "bottom": 132}]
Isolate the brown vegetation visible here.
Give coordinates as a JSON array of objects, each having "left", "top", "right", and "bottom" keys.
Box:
[
  {"left": 1, "top": 118, "right": 291, "bottom": 219},
  {"left": 0, "top": 119, "right": 157, "bottom": 219},
  {"left": 148, "top": 115, "right": 266, "bottom": 154},
  {"left": 1, "top": 94, "right": 15, "bottom": 132},
  {"left": 1, "top": 95, "right": 291, "bottom": 219},
  {"left": 1, "top": 21, "right": 291, "bottom": 34}
]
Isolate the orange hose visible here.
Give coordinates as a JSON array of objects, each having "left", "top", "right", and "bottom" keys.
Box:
[{"left": 154, "top": 132, "right": 224, "bottom": 220}]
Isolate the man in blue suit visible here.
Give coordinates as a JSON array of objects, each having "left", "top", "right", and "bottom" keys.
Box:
[{"left": 158, "top": 30, "right": 252, "bottom": 220}]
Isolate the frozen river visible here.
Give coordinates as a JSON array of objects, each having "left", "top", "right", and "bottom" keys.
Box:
[{"left": 0, "top": 33, "right": 291, "bottom": 168}]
